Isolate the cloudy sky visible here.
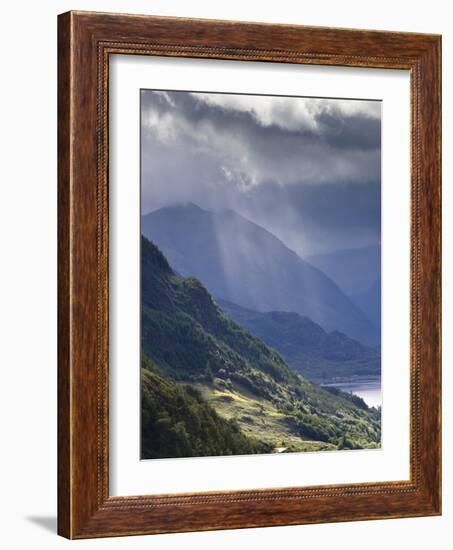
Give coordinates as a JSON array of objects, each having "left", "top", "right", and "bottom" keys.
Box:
[{"left": 141, "top": 90, "right": 381, "bottom": 256}]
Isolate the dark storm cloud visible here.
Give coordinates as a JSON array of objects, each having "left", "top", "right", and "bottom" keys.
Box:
[
  {"left": 141, "top": 90, "right": 381, "bottom": 255},
  {"left": 317, "top": 110, "right": 381, "bottom": 150}
]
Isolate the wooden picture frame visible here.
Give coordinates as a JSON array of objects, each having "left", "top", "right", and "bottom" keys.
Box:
[{"left": 58, "top": 10, "right": 441, "bottom": 539}]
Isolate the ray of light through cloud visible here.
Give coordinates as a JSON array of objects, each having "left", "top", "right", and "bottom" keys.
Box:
[{"left": 141, "top": 89, "right": 381, "bottom": 257}]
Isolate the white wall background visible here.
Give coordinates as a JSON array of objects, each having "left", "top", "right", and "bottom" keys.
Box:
[{"left": 0, "top": 1, "right": 449, "bottom": 548}]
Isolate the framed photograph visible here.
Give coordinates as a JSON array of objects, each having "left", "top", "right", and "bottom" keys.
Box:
[{"left": 58, "top": 11, "right": 441, "bottom": 539}]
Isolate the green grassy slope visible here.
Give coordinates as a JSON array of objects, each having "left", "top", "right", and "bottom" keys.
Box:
[{"left": 141, "top": 356, "right": 270, "bottom": 458}]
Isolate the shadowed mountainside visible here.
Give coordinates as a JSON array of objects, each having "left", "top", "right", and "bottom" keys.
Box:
[{"left": 218, "top": 299, "right": 380, "bottom": 382}]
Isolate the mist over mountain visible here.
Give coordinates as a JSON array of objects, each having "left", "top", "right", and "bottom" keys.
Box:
[
  {"left": 350, "top": 277, "right": 381, "bottom": 330},
  {"left": 306, "top": 245, "right": 381, "bottom": 297},
  {"left": 142, "top": 203, "right": 378, "bottom": 345}
]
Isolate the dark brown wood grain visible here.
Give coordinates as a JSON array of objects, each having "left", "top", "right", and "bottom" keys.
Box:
[
  {"left": 57, "top": 10, "right": 442, "bottom": 539},
  {"left": 57, "top": 11, "right": 71, "bottom": 538}
]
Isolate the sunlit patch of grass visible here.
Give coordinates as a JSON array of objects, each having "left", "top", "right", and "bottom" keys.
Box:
[{"left": 194, "top": 383, "right": 338, "bottom": 452}]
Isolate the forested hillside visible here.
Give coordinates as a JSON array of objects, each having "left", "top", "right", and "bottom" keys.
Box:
[{"left": 141, "top": 356, "right": 270, "bottom": 458}]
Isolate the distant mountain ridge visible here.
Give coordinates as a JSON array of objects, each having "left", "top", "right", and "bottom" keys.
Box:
[
  {"left": 218, "top": 299, "right": 380, "bottom": 382},
  {"left": 142, "top": 203, "right": 378, "bottom": 345},
  {"left": 306, "top": 245, "right": 381, "bottom": 297}
]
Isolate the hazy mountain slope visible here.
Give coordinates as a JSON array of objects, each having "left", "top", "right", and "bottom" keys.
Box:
[
  {"left": 350, "top": 278, "right": 381, "bottom": 331},
  {"left": 218, "top": 299, "right": 380, "bottom": 382},
  {"left": 142, "top": 204, "right": 377, "bottom": 345},
  {"left": 306, "top": 245, "right": 381, "bottom": 297},
  {"left": 141, "top": 236, "right": 381, "bottom": 455}
]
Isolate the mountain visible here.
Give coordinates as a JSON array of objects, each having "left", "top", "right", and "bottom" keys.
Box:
[
  {"left": 141, "top": 236, "right": 381, "bottom": 457},
  {"left": 306, "top": 245, "right": 381, "bottom": 297},
  {"left": 218, "top": 299, "right": 380, "bottom": 382},
  {"left": 141, "top": 235, "right": 300, "bottom": 389},
  {"left": 142, "top": 204, "right": 377, "bottom": 345},
  {"left": 350, "top": 278, "right": 381, "bottom": 331}
]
